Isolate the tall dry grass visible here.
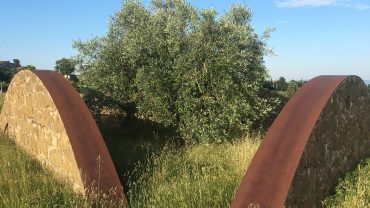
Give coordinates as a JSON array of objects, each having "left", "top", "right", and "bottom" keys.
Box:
[
  {"left": 0, "top": 134, "right": 91, "bottom": 207},
  {"left": 1, "top": 128, "right": 369, "bottom": 207},
  {"left": 125, "top": 137, "right": 261, "bottom": 208},
  {"left": 0, "top": 91, "right": 368, "bottom": 207},
  {"left": 323, "top": 158, "right": 370, "bottom": 208}
]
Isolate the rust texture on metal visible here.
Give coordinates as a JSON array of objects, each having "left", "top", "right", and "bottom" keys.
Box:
[
  {"left": 231, "top": 76, "right": 350, "bottom": 208},
  {"left": 33, "top": 70, "right": 126, "bottom": 202}
]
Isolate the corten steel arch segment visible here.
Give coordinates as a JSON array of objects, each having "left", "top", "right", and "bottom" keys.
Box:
[
  {"left": 32, "top": 70, "right": 126, "bottom": 203},
  {"left": 231, "top": 76, "right": 352, "bottom": 208}
]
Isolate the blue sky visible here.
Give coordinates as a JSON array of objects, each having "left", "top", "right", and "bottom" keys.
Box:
[{"left": 1, "top": 0, "right": 369, "bottom": 80}]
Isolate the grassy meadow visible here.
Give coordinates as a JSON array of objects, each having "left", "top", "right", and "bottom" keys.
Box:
[
  {"left": 125, "top": 139, "right": 260, "bottom": 207},
  {"left": 323, "top": 159, "right": 370, "bottom": 208},
  {"left": 0, "top": 134, "right": 91, "bottom": 207},
  {"left": 0, "top": 121, "right": 261, "bottom": 207},
  {"left": 97, "top": 117, "right": 262, "bottom": 207},
  {"left": 104, "top": 127, "right": 260, "bottom": 207},
  {"left": 0, "top": 92, "right": 369, "bottom": 207}
]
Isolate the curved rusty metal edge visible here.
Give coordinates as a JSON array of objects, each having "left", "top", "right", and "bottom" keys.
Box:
[
  {"left": 230, "top": 75, "right": 359, "bottom": 208},
  {"left": 32, "top": 70, "right": 126, "bottom": 202}
]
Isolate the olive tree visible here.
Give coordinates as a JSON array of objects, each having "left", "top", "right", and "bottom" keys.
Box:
[{"left": 74, "top": 0, "right": 279, "bottom": 143}]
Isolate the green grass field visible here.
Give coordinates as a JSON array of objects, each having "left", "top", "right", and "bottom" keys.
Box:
[
  {"left": 0, "top": 93, "right": 369, "bottom": 207},
  {"left": 96, "top": 117, "right": 262, "bottom": 207},
  {"left": 0, "top": 134, "right": 91, "bottom": 207},
  {"left": 0, "top": 129, "right": 260, "bottom": 207},
  {"left": 323, "top": 159, "right": 370, "bottom": 208},
  {"left": 1, "top": 132, "right": 369, "bottom": 207},
  {"left": 125, "top": 138, "right": 260, "bottom": 207}
]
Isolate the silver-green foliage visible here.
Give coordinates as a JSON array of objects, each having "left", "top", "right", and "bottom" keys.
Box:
[{"left": 74, "top": 0, "right": 278, "bottom": 143}]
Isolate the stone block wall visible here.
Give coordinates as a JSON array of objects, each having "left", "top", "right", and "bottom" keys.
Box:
[
  {"left": 0, "top": 70, "right": 125, "bottom": 205},
  {"left": 231, "top": 76, "right": 370, "bottom": 208},
  {"left": 0, "top": 70, "right": 84, "bottom": 192},
  {"left": 285, "top": 76, "right": 370, "bottom": 207}
]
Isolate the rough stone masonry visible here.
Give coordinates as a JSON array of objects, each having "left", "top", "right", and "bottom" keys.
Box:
[
  {"left": 0, "top": 70, "right": 125, "bottom": 205},
  {"left": 0, "top": 70, "right": 85, "bottom": 192},
  {"left": 285, "top": 76, "right": 370, "bottom": 207},
  {"left": 232, "top": 76, "right": 370, "bottom": 208}
]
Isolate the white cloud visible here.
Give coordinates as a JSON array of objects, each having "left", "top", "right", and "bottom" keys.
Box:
[
  {"left": 275, "top": 0, "right": 370, "bottom": 10},
  {"left": 353, "top": 3, "right": 370, "bottom": 10},
  {"left": 275, "top": 0, "right": 340, "bottom": 8}
]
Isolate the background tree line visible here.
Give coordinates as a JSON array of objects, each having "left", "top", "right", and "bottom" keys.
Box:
[
  {"left": 0, "top": 59, "right": 35, "bottom": 92},
  {"left": 263, "top": 77, "right": 306, "bottom": 98}
]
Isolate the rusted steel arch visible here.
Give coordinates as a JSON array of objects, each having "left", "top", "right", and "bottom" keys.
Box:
[
  {"left": 231, "top": 75, "right": 370, "bottom": 207},
  {"left": 1, "top": 70, "right": 126, "bottom": 205}
]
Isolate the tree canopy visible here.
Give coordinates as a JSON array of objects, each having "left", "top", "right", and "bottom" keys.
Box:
[
  {"left": 55, "top": 58, "right": 76, "bottom": 76},
  {"left": 74, "top": 0, "right": 279, "bottom": 143},
  {"left": 276, "top": 77, "right": 288, "bottom": 91},
  {"left": 0, "top": 59, "right": 23, "bottom": 92},
  {"left": 12, "top": 59, "right": 21, "bottom": 68}
]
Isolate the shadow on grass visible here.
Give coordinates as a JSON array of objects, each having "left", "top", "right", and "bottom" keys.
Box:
[{"left": 97, "top": 116, "right": 184, "bottom": 196}]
